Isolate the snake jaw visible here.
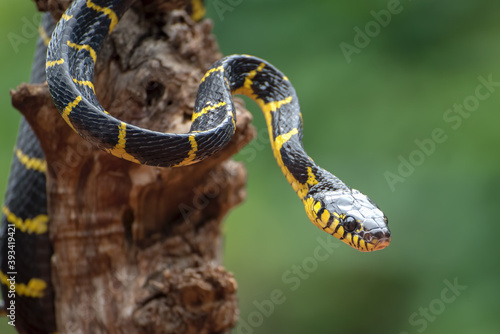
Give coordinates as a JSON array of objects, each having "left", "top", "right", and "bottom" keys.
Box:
[
  {"left": 357, "top": 218, "right": 391, "bottom": 251},
  {"left": 373, "top": 236, "right": 391, "bottom": 251}
]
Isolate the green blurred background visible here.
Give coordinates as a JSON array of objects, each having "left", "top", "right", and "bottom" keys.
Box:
[{"left": 2, "top": 0, "right": 500, "bottom": 333}]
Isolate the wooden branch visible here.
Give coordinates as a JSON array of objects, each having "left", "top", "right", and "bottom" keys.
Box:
[{"left": 11, "top": 1, "right": 255, "bottom": 332}]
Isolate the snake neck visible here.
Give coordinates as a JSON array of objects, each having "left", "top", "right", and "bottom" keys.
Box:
[{"left": 216, "top": 56, "right": 349, "bottom": 203}]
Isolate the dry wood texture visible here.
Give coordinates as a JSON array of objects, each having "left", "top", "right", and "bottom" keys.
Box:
[{"left": 10, "top": 0, "right": 255, "bottom": 332}]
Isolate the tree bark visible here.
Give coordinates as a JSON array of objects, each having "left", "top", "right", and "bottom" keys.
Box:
[{"left": 11, "top": 1, "right": 255, "bottom": 332}]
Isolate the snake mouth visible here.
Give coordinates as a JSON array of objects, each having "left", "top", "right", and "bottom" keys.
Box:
[
  {"left": 362, "top": 228, "right": 391, "bottom": 251},
  {"left": 373, "top": 237, "right": 391, "bottom": 251}
]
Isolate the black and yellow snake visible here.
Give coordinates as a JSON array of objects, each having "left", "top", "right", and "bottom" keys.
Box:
[{"left": 1, "top": 0, "right": 391, "bottom": 332}]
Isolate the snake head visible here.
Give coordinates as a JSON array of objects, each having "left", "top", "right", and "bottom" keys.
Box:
[{"left": 305, "top": 188, "right": 391, "bottom": 252}]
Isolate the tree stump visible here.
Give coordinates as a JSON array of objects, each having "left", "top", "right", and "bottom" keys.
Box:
[{"left": 10, "top": 0, "right": 255, "bottom": 332}]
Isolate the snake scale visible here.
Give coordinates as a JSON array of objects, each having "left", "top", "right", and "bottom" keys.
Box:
[{"left": 0, "top": 0, "right": 391, "bottom": 332}]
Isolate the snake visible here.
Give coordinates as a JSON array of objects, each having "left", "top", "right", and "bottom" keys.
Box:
[
  {"left": 0, "top": 12, "right": 57, "bottom": 334},
  {"left": 1, "top": 0, "right": 391, "bottom": 332}
]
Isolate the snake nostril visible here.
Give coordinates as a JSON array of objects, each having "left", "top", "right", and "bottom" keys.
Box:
[{"left": 364, "top": 232, "right": 373, "bottom": 242}]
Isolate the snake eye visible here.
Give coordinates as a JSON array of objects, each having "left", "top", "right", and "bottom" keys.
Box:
[{"left": 343, "top": 216, "right": 357, "bottom": 232}]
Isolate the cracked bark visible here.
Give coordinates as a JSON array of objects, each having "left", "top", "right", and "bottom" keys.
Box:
[{"left": 11, "top": 0, "right": 255, "bottom": 332}]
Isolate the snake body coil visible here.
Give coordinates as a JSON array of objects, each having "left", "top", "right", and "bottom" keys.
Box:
[
  {"left": 2, "top": 0, "right": 390, "bottom": 332},
  {"left": 0, "top": 13, "right": 57, "bottom": 334},
  {"left": 46, "top": 0, "right": 391, "bottom": 251}
]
